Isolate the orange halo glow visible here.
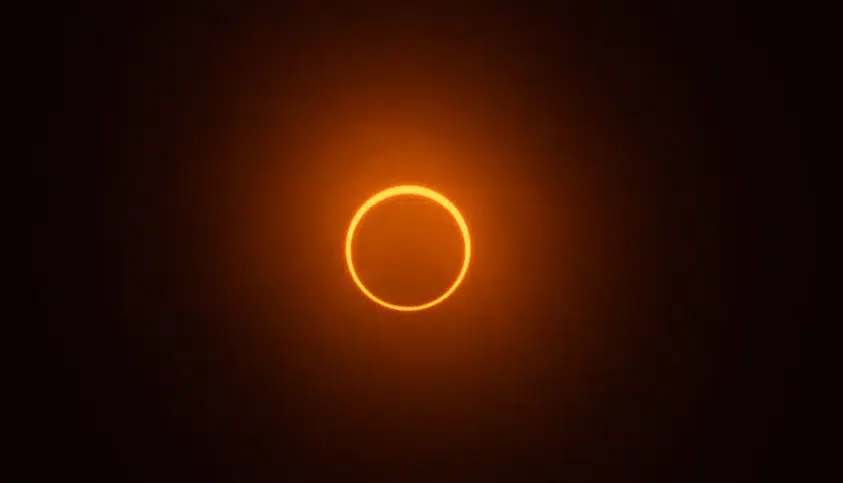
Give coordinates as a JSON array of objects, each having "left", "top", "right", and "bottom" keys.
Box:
[{"left": 345, "top": 185, "right": 471, "bottom": 312}]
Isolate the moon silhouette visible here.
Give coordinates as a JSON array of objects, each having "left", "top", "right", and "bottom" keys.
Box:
[{"left": 345, "top": 185, "right": 471, "bottom": 312}]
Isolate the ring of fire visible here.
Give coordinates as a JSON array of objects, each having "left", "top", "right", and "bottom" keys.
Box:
[{"left": 345, "top": 185, "right": 471, "bottom": 312}]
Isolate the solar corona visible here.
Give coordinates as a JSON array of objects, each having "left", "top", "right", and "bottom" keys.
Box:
[{"left": 345, "top": 185, "right": 471, "bottom": 312}]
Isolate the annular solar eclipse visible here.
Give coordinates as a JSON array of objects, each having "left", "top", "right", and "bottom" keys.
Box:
[{"left": 345, "top": 185, "right": 471, "bottom": 311}]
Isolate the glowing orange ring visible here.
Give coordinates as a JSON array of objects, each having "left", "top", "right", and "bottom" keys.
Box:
[{"left": 345, "top": 185, "right": 471, "bottom": 312}]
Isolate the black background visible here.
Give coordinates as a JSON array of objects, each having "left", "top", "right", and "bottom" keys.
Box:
[{"left": 33, "top": 3, "right": 809, "bottom": 482}]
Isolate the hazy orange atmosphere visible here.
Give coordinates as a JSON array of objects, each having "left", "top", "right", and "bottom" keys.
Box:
[
  {"left": 190, "top": 17, "right": 623, "bottom": 466},
  {"left": 38, "top": 4, "right": 804, "bottom": 482}
]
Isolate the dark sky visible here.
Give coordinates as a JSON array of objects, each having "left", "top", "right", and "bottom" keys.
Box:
[{"left": 34, "top": 4, "right": 808, "bottom": 482}]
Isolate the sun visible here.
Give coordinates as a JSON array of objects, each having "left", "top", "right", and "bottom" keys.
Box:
[{"left": 345, "top": 185, "right": 471, "bottom": 312}]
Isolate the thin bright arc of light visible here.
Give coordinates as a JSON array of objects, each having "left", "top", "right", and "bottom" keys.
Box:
[{"left": 345, "top": 185, "right": 471, "bottom": 312}]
